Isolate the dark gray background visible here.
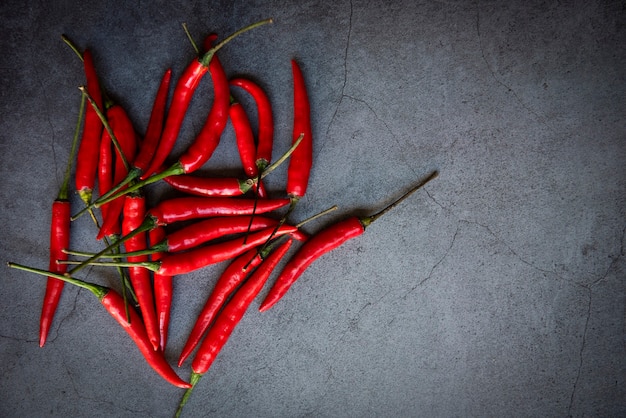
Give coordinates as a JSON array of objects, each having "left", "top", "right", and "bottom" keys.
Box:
[{"left": 1, "top": 1, "right": 624, "bottom": 417}]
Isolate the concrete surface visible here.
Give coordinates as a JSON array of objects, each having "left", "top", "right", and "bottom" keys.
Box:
[{"left": 1, "top": 1, "right": 624, "bottom": 417}]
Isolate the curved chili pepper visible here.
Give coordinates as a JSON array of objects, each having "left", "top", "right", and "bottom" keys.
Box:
[
  {"left": 97, "top": 104, "right": 138, "bottom": 239},
  {"left": 133, "top": 68, "right": 172, "bottom": 173},
  {"left": 229, "top": 98, "right": 266, "bottom": 197},
  {"left": 177, "top": 249, "right": 263, "bottom": 366},
  {"left": 75, "top": 49, "right": 103, "bottom": 204},
  {"left": 175, "top": 46, "right": 229, "bottom": 174},
  {"left": 229, "top": 78, "right": 274, "bottom": 171},
  {"left": 260, "top": 171, "right": 439, "bottom": 311},
  {"left": 122, "top": 194, "right": 160, "bottom": 350},
  {"left": 8, "top": 263, "right": 191, "bottom": 388},
  {"left": 286, "top": 60, "right": 313, "bottom": 200},
  {"left": 164, "top": 174, "right": 255, "bottom": 197},
  {"left": 175, "top": 238, "right": 293, "bottom": 416},
  {"left": 149, "top": 226, "right": 172, "bottom": 351}
]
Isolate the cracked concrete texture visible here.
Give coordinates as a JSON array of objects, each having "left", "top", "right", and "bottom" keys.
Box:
[{"left": 1, "top": 0, "right": 624, "bottom": 417}]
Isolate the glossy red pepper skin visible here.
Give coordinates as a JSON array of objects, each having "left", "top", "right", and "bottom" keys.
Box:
[
  {"left": 230, "top": 101, "right": 258, "bottom": 179},
  {"left": 177, "top": 50, "right": 230, "bottom": 174},
  {"left": 148, "top": 196, "right": 290, "bottom": 226},
  {"left": 286, "top": 60, "right": 313, "bottom": 199},
  {"left": 229, "top": 100, "right": 267, "bottom": 197},
  {"left": 141, "top": 59, "right": 208, "bottom": 179},
  {"left": 259, "top": 217, "right": 365, "bottom": 312},
  {"left": 39, "top": 200, "right": 71, "bottom": 347},
  {"left": 149, "top": 226, "right": 172, "bottom": 351},
  {"left": 99, "top": 288, "right": 191, "bottom": 388},
  {"left": 229, "top": 78, "right": 274, "bottom": 170},
  {"left": 133, "top": 68, "right": 172, "bottom": 173},
  {"left": 98, "top": 105, "right": 138, "bottom": 239},
  {"left": 97, "top": 120, "right": 114, "bottom": 224},
  {"left": 75, "top": 49, "right": 103, "bottom": 204},
  {"left": 162, "top": 215, "right": 280, "bottom": 253},
  {"left": 156, "top": 225, "right": 297, "bottom": 276},
  {"left": 122, "top": 195, "right": 160, "bottom": 350},
  {"left": 164, "top": 174, "right": 253, "bottom": 197},
  {"left": 191, "top": 238, "right": 293, "bottom": 375},
  {"left": 178, "top": 249, "right": 263, "bottom": 366}
]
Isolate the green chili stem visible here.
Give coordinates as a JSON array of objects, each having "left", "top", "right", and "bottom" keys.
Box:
[
  {"left": 7, "top": 262, "right": 108, "bottom": 300},
  {"left": 67, "top": 217, "right": 156, "bottom": 275},
  {"left": 182, "top": 23, "right": 200, "bottom": 55},
  {"left": 360, "top": 170, "right": 438, "bottom": 228},
  {"left": 60, "top": 260, "right": 160, "bottom": 272},
  {"left": 57, "top": 94, "right": 85, "bottom": 200},
  {"left": 174, "top": 372, "right": 203, "bottom": 418},
  {"left": 61, "top": 34, "right": 84, "bottom": 61},
  {"left": 199, "top": 18, "right": 273, "bottom": 67}
]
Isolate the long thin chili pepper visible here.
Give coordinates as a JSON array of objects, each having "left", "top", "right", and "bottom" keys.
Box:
[
  {"left": 174, "top": 238, "right": 293, "bottom": 417},
  {"left": 229, "top": 78, "right": 274, "bottom": 172},
  {"left": 229, "top": 98, "right": 266, "bottom": 197},
  {"left": 149, "top": 226, "right": 172, "bottom": 351},
  {"left": 164, "top": 174, "right": 256, "bottom": 197},
  {"left": 75, "top": 49, "right": 104, "bottom": 205},
  {"left": 8, "top": 263, "right": 190, "bottom": 389},
  {"left": 97, "top": 117, "right": 114, "bottom": 225},
  {"left": 39, "top": 94, "right": 85, "bottom": 347},
  {"left": 97, "top": 104, "right": 138, "bottom": 239},
  {"left": 65, "top": 225, "right": 297, "bottom": 276},
  {"left": 70, "top": 20, "right": 273, "bottom": 220},
  {"left": 122, "top": 194, "right": 160, "bottom": 350},
  {"left": 254, "top": 60, "right": 312, "bottom": 254},
  {"left": 259, "top": 171, "right": 439, "bottom": 312},
  {"left": 132, "top": 68, "right": 172, "bottom": 173},
  {"left": 286, "top": 59, "right": 313, "bottom": 202}
]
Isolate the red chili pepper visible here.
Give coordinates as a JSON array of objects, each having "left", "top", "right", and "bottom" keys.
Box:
[
  {"left": 229, "top": 78, "right": 274, "bottom": 171},
  {"left": 122, "top": 194, "right": 160, "bottom": 351},
  {"left": 164, "top": 174, "right": 255, "bottom": 197},
  {"left": 260, "top": 171, "right": 439, "bottom": 311},
  {"left": 286, "top": 60, "right": 313, "bottom": 201},
  {"left": 175, "top": 238, "right": 293, "bottom": 416},
  {"left": 97, "top": 104, "right": 138, "bottom": 239},
  {"left": 148, "top": 196, "right": 290, "bottom": 226},
  {"left": 40, "top": 96, "right": 85, "bottom": 347},
  {"left": 8, "top": 263, "right": 190, "bottom": 388},
  {"left": 133, "top": 68, "right": 172, "bottom": 173},
  {"left": 229, "top": 99, "right": 266, "bottom": 193},
  {"left": 177, "top": 249, "right": 263, "bottom": 366},
  {"left": 148, "top": 226, "right": 172, "bottom": 351},
  {"left": 75, "top": 49, "right": 104, "bottom": 205},
  {"left": 97, "top": 121, "right": 114, "bottom": 224},
  {"left": 40, "top": 201, "right": 71, "bottom": 347}
]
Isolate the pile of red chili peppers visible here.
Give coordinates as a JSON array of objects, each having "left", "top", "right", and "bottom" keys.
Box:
[{"left": 7, "top": 18, "right": 437, "bottom": 417}]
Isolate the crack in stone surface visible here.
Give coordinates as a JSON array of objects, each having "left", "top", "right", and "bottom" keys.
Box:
[
  {"left": 567, "top": 286, "right": 592, "bottom": 416},
  {"left": 474, "top": 0, "right": 554, "bottom": 135}
]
